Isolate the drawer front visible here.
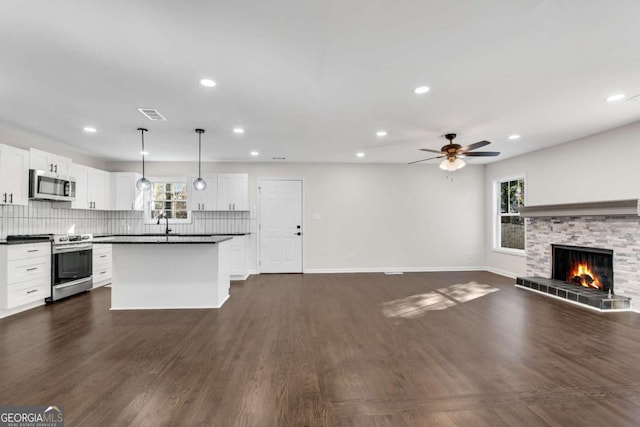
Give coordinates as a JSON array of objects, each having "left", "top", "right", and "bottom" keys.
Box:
[
  {"left": 7, "top": 257, "right": 51, "bottom": 284},
  {"left": 93, "top": 267, "right": 112, "bottom": 286},
  {"left": 93, "top": 244, "right": 112, "bottom": 255},
  {"left": 6, "top": 277, "right": 51, "bottom": 309},
  {"left": 8, "top": 243, "right": 51, "bottom": 261},
  {"left": 93, "top": 251, "right": 112, "bottom": 265}
]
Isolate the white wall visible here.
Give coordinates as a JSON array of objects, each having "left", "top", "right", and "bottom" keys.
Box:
[
  {"left": 107, "top": 161, "right": 486, "bottom": 272},
  {"left": 0, "top": 121, "right": 105, "bottom": 169},
  {"left": 485, "top": 120, "right": 640, "bottom": 276}
]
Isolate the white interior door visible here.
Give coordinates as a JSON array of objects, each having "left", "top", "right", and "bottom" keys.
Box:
[{"left": 259, "top": 179, "right": 303, "bottom": 273}]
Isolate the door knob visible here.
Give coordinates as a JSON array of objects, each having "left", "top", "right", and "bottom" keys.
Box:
[{"left": 296, "top": 232, "right": 302, "bottom": 236}]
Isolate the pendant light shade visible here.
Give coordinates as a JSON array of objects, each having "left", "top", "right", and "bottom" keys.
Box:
[
  {"left": 136, "top": 128, "right": 151, "bottom": 191},
  {"left": 193, "top": 128, "right": 207, "bottom": 191}
]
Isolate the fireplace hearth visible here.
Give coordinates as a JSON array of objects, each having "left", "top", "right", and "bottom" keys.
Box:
[{"left": 552, "top": 244, "right": 613, "bottom": 294}]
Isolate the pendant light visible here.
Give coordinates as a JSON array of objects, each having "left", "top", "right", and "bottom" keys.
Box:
[
  {"left": 193, "top": 128, "right": 207, "bottom": 191},
  {"left": 136, "top": 128, "right": 151, "bottom": 191}
]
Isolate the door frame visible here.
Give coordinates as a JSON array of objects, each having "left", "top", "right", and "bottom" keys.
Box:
[{"left": 257, "top": 177, "right": 305, "bottom": 274}]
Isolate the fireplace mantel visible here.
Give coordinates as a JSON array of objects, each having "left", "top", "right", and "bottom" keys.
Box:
[{"left": 519, "top": 199, "right": 640, "bottom": 218}]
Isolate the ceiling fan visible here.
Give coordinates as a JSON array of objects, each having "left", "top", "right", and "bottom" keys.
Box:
[{"left": 409, "top": 133, "right": 500, "bottom": 171}]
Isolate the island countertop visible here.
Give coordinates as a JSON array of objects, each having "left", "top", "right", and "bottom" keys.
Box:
[{"left": 93, "top": 235, "right": 233, "bottom": 244}]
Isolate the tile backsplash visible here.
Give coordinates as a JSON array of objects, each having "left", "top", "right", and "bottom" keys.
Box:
[{"left": 0, "top": 201, "right": 253, "bottom": 238}]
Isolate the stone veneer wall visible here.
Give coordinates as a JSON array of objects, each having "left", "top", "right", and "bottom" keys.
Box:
[
  {"left": 0, "top": 201, "right": 253, "bottom": 239},
  {"left": 526, "top": 216, "right": 640, "bottom": 299}
]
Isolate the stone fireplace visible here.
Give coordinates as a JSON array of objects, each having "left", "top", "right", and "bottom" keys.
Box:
[{"left": 516, "top": 200, "right": 638, "bottom": 310}]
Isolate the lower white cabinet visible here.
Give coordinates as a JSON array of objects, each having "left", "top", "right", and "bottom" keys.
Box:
[
  {"left": 92, "top": 244, "right": 112, "bottom": 288},
  {"left": 0, "top": 242, "right": 51, "bottom": 309},
  {"left": 229, "top": 235, "right": 249, "bottom": 280}
]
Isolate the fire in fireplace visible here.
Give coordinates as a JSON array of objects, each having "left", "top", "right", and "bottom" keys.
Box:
[{"left": 552, "top": 244, "right": 614, "bottom": 293}]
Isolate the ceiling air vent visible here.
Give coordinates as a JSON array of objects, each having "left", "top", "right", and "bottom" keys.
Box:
[{"left": 137, "top": 108, "right": 167, "bottom": 121}]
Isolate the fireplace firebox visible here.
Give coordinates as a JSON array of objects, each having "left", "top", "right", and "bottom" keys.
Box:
[{"left": 552, "top": 244, "right": 614, "bottom": 293}]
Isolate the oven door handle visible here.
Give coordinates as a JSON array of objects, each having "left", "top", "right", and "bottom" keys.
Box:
[
  {"left": 53, "top": 277, "right": 93, "bottom": 290},
  {"left": 53, "top": 243, "right": 93, "bottom": 254}
]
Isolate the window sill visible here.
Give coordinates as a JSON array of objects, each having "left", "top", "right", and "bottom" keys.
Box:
[{"left": 492, "top": 247, "right": 526, "bottom": 257}]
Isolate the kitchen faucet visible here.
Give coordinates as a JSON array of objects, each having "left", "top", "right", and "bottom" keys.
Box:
[{"left": 157, "top": 215, "right": 172, "bottom": 235}]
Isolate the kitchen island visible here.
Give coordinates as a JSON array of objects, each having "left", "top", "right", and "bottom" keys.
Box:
[{"left": 93, "top": 235, "right": 232, "bottom": 310}]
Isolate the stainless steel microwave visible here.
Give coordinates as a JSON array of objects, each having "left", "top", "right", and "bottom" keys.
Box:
[{"left": 29, "top": 169, "right": 76, "bottom": 201}]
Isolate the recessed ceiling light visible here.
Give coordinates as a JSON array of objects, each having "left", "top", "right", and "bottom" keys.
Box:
[
  {"left": 508, "top": 134, "right": 521, "bottom": 140},
  {"left": 83, "top": 126, "right": 97, "bottom": 133},
  {"left": 250, "top": 151, "right": 259, "bottom": 156},
  {"left": 140, "top": 151, "right": 149, "bottom": 156},
  {"left": 606, "top": 93, "right": 625, "bottom": 102},
  {"left": 414, "top": 86, "right": 430, "bottom": 94},
  {"left": 376, "top": 130, "right": 387, "bottom": 137},
  {"left": 356, "top": 152, "right": 365, "bottom": 158},
  {"left": 200, "top": 78, "right": 216, "bottom": 88},
  {"left": 233, "top": 127, "right": 245, "bottom": 134}
]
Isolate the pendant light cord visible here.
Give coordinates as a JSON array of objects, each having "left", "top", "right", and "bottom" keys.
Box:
[
  {"left": 138, "top": 127, "right": 148, "bottom": 177},
  {"left": 198, "top": 131, "right": 202, "bottom": 178}
]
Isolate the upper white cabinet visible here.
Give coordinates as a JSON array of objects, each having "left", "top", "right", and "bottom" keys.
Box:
[
  {"left": 217, "top": 174, "right": 248, "bottom": 211},
  {"left": 71, "top": 164, "right": 111, "bottom": 210},
  {"left": 0, "top": 143, "right": 29, "bottom": 206},
  {"left": 29, "top": 148, "right": 71, "bottom": 175},
  {"left": 112, "top": 172, "right": 144, "bottom": 211},
  {"left": 188, "top": 174, "right": 218, "bottom": 211}
]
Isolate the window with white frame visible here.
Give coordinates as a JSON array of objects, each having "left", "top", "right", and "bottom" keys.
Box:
[
  {"left": 144, "top": 178, "right": 191, "bottom": 224},
  {"left": 496, "top": 177, "right": 525, "bottom": 251}
]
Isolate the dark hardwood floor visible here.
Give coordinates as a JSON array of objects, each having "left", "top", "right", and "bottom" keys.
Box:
[{"left": 2, "top": 271, "right": 640, "bottom": 426}]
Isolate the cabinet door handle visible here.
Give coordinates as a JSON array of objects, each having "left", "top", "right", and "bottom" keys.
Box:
[
  {"left": 229, "top": 203, "right": 231, "bottom": 210},
  {"left": 100, "top": 271, "right": 106, "bottom": 275},
  {"left": 50, "top": 163, "right": 54, "bottom": 172},
  {"left": 27, "top": 249, "right": 39, "bottom": 253},
  {"left": 131, "top": 203, "right": 134, "bottom": 210},
  {"left": 197, "top": 203, "right": 200, "bottom": 210},
  {"left": 100, "top": 255, "right": 107, "bottom": 258},
  {"left": 2, "top": 193, "right": 6, "bottom": 203},
  {"left": 54, "top": 164, "right": 58, "bottom": 173},
  {"left": 27, "top": 289, "right": 38, "bottom": 294},
  {"left": 26, "top": 267, "right": 38, "bottom": 272},
  {"left": 202, "top": 203, "right": 205, "bottom": 210},
  {"left": 9, "top": 193, "right": 13, "bottom": 203}
]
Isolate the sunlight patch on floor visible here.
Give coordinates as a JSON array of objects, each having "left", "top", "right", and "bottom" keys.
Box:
[{"left": 382, "top": 281, "right": 500, "bottom": 319}]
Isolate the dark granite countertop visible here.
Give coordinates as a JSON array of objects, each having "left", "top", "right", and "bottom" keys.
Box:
[
  {"left": 0, "top": 238, "right": 52, "bottom": 245},
  {"left": 93, "top": 235, "right": 233, "bottom": 244},
  {"left": 92, "top": 233, "right": 250, "bottom": 238}
]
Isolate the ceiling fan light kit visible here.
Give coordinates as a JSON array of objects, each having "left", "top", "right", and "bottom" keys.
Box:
[{"left": 410, "top": 133, "right": 500, "bottom": 171}]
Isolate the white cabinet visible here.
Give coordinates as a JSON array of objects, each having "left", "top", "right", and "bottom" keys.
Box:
[
  {"left": 188, "top": 174, "right": 218, "bottom": 211},
  {"left": 92, "top": 244, "right": 112, "bottom": 288},
  {"left": 71, "top": 164, "right": 111, "bottom": 210},
  {"left": 29, "top": 148, "right": 71, "bottom": 175},
  {"left": 112, "top": 172, "right": 144, "bottom": 211},
  {"left": 217, "top": 174, "right": 248, "bottom": 211},
  {"left": 0, "top": 242, "right": 51, "bottom": 309},
  {"left": 229, "top": 235, "right": 249, "bottom": 280},
  {"left": 0, "top": 144, "right": 29, "bottom": 206}
]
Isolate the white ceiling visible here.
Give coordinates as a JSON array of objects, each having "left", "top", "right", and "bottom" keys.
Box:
[{"left": 1, "top": 0, "right": 640, "bottom": 164}]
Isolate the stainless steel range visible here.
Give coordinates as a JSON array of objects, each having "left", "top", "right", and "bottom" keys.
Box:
[{"left": 49, "top": 233, "right": 93, "bottom": 302}]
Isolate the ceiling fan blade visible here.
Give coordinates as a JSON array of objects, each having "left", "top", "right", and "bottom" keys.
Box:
[
  {"left": 458, "top": 140, "right": 490, "bottom": 153},
  {"left": 408, "top": 155, "right": 444, "bottom": 164},
  {"left": 461, "top": 151, "right": 500, "bottom": 157},
  {"left": 419, "top": 148, "right": 444, "bottom": 154}
]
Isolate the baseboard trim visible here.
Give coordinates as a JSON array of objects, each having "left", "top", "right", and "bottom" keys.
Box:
[
  {"left": 0, "top": 300, "right": 46, "bottom": 319},
  {"left": 303, "top": 266, "right": 486, "bottom": 274},
  {"left": 483, "top": 267, "right": 519, "bottom": 279}
]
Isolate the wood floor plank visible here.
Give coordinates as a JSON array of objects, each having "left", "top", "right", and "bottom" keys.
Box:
[{"left": 1, "top": 271, "right": 640, "bottom": 426}]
